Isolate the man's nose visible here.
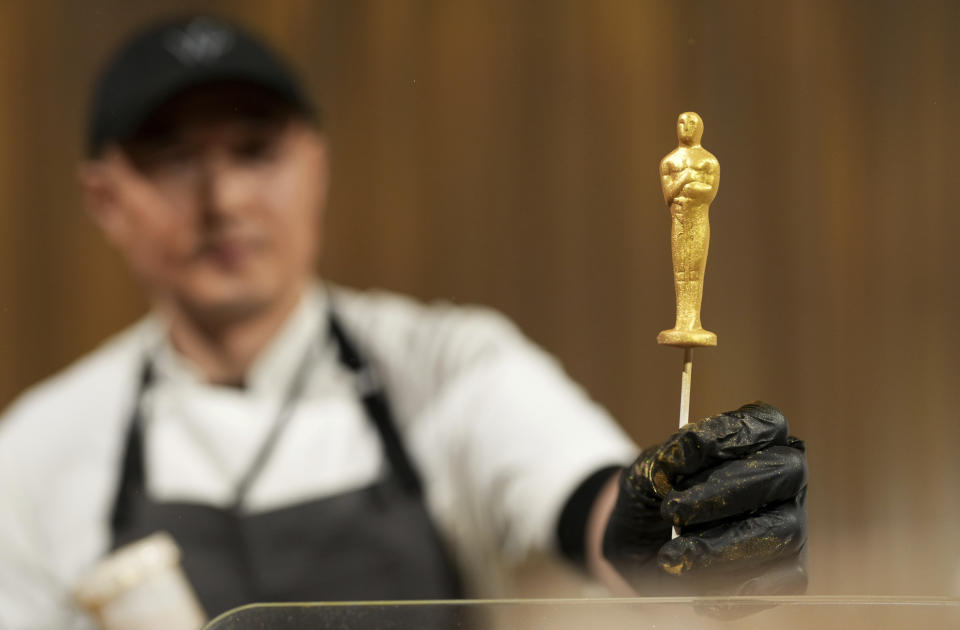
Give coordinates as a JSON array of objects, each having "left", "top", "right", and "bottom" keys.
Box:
[{"left": 200, "top": 156, "right": 249, "bottom": 220}]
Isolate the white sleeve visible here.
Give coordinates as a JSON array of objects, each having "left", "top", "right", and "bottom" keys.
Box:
[
  {"left": 336, "top": 290, "right": 638, "bottom": 560},
  {"left": 0, "top": 327, "right": 143, "bottom": 630},
  {"left": 416, "top": 337, "right": 638, "bottom": 560},
  {"left": 0, "top": 419, "right": 96, "bottom": 630}
]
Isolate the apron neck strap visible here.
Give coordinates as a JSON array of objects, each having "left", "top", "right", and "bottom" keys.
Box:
[{"left": 112, "top": 307, "right": 423, "bottom": 533}]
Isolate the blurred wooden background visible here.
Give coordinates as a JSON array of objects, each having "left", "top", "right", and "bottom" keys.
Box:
[{"left": 1, "top": 0, "right": 958, "bottom": 598}]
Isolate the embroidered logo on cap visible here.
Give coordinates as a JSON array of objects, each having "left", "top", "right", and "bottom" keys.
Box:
[{"left": 164, "top": 17, "right": 235, "bottom": 66}]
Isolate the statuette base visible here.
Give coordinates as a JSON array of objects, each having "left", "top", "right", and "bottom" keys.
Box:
[{"left": 657, "top": 327, "right": 717, "bottom": 348}]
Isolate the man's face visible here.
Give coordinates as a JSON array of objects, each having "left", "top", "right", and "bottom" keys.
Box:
[{"left": 83, "top": 84, "right": 328, "bottom": 324}]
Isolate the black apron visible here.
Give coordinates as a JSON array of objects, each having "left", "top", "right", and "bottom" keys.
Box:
[{"left": 109, "top": 312, "right": 464, "bottom": 619}]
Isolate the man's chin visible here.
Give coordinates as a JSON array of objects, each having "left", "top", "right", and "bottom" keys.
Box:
[{"left": 174, "top": 286, "right": 279, "bottom": 329}]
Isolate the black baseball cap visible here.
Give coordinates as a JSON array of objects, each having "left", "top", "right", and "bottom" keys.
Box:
[{"left": 86, "top": 15, "right": 315, "bottom": 156}]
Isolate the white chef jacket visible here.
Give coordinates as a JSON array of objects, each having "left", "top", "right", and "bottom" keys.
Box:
[{"left": 0, "top": 284, "right": 638, "bottom": 629}]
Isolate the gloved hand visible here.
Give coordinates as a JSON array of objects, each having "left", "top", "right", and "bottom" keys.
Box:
[{"left": 602, "top": 401, "right": 807, "bottom": 596}]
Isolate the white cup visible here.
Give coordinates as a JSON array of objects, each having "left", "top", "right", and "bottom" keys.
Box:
[{"left": 74, "top": 532, "right": 207, "bottom": 630}]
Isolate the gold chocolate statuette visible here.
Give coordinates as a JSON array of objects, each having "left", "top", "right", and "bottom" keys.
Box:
[{"left": 657, "top": 112, "right": 719, "bottom": 348}]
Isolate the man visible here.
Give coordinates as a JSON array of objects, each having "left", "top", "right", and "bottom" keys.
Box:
[{"left": 0, "top": 15, "right": 807, "bottom": 628}]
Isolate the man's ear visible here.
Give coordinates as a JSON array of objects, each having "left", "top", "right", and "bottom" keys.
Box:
[
  {"left": 301, "top": 129, "right": 331, "bottom": 256},
  {"left": 77, "top": 158, "right": 129, "bottom": 249},
  {"left": 313, "top": 131, "right": 331, "bottom": 211}
]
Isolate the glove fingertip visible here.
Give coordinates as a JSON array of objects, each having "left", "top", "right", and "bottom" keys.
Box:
[
  {"left": 661, "top": 493, "right": 691, "bottom": 528},
  {"left": 658, "top": 547, "right": 693, "bottom": 577},
  {"left": 787, "top": 435, "right": 806, "bottom": 452},
  {"left": 657, "top": 536, "right": 707, "bottom": 577}
]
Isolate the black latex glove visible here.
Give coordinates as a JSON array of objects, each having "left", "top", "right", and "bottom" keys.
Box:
[{"left": 602, "top": 401, "right": 807, "bottom": 595}]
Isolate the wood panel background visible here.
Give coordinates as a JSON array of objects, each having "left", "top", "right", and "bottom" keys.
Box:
[{"left": 1, "top": 0, "right": 958, "bottom": 597}]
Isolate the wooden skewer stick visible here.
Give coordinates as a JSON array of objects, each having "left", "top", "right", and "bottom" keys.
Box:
[
  {"left": 671, "top": 348, "right": 693, "bottom": 539},
  {"left": 678, "top": 347, "right": 693, "bottom": 430}
]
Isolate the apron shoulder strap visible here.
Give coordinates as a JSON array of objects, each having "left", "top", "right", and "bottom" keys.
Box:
[
  {"left": 327, "top": 311, "right": 424, "bottom": 497},
  {"left": 110, "top": 361, "right": 154, "bottom": 534}
]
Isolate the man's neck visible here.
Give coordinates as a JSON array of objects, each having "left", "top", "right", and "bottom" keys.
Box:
[{"left": 158, "top": 283, "right": 307, "bottom": 386}]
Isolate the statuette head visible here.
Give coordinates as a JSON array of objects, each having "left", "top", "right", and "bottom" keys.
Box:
[{"left": 676, "top": 112, "right": 703, "bottom": 147}]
